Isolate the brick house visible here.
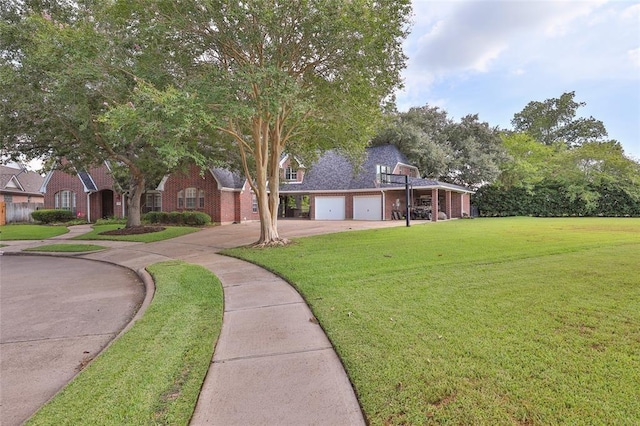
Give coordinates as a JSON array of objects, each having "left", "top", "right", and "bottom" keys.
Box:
[
  {"left": 40, "top": 162, "right": 260, "bottom": 224},
  {"left": 158, "top": 164, "right": 260, "bottom": 224},
  {"left": 41, "top": 144, "right": 472, "bottom": 224},
  {"left": 278, "top": 144, "right": 473, "bottom": 221},
  {"left": 40, "top": 162, "right": 126, "bottom": 222}
]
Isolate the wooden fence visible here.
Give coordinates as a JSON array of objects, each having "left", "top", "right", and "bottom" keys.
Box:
[{"left": 1, "top": 202, "right": 44, "bottom": 224}]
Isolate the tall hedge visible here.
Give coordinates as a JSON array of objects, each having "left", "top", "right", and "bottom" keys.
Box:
[{"left": 473, "top": 180, "right": 640, "bottom": 217}]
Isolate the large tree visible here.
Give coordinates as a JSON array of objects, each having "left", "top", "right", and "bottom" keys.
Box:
[
  {"left": 0, "top": 2, "right": 208, "bottom": 227},
  {"left": 511, "top": 91, "right": 607, "bottom": 147},
  {"left": 372, "top": 106, "right": 506, "bottom": 188},
  {"left": 135, "top": 0, "right": 411, "bottom": 245}
]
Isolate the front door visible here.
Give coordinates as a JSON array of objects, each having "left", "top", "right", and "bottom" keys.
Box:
[{"left": 101, "top": 190, "right": 114, "bottom": 218}]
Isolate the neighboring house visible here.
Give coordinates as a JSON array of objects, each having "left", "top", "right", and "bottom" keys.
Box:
[
  {"left": 278, "top": 144, "right": 473, "bottom": 221},
  {"left": 40, "top": 144, "right": 473, "bottom": 224},
  {"left": 1, "top": 164, "right": 46, "bottom": 224},
  {"left": 1, "top": 164, "right": 45, "bottom": 204},
  {"left": 41, "top": 162, "right": 260, "bottom": 224}
]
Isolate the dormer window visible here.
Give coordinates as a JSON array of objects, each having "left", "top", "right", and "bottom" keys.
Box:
[
  {"left": 376, "top": 164, "right": 392, "bottom": 183},
  {"left": 285, "top": 167, "right": 298, "bottom": 181}
]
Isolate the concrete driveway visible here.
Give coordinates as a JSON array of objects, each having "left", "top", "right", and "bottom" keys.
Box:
[
  {"left": 0, "top": 256, "right": 144, "bottom": 426},
  {"left": 0, "top": 219, "right": 414, "bottom": 425}
]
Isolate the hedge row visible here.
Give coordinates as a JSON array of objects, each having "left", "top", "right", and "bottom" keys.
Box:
[
  {"left": 31, "top": 209, "right": 75, "bottom": 224},
  {"left": 143, "top": 211, "right": 212, "bottom": 226},
  {"left": 473, "top": 181, "right": 640, "bottom": 217}
]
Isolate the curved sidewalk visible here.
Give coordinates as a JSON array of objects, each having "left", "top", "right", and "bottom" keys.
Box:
[{"left": 1, "top": 220, "right": 411, "bottom": 425}]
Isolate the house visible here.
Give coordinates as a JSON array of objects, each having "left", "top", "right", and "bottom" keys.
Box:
[
  {"left": 40, "top": 162, "right": 126, "bottom": 222},
  {"left": 1, "top": 164, "right": 46, "bottom": 224},
  {"left": 157, "top": 163, "right": 259, "bottom": 224},
  {"left": 278, "top": 144, "right": 473, "bottom": 221},
  {"left": 41, "top": 162, "right": 260, "bottom": 224},
  {"left": 1, "top": 164, "right": 45, "bottom": 204},
  {"left": 40, "top": 145, "right": 472, "bottom": 224}
]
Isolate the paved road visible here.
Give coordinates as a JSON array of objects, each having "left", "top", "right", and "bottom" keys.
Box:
[{"left": 0, "top": 256, "right": 145, "bottom": 425}]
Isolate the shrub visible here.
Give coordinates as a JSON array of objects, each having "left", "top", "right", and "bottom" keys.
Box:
[
  {"left": 95, "top": 217, "right": 127, "bottom": 225},
  {"left": 143, "top": 211, "right": 211, "bottom": 226},
  {"left": 182, "top": 211, "right": 211, "bottom": 226},
  {"left": 31, "top": 209, "right": 75, "bottom": 224}
]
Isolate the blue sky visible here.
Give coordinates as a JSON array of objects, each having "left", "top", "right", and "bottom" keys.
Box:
[{"left": 395, "top": 0, "right": 640, "bottom": 160}]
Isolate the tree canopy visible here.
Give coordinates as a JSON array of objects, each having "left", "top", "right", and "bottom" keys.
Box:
[
  {"left": 372, "top": 106, "right": 507, "bottom": 188},
  {"left": 511, "top": 91, "right": 607, "bottom": 147},
  {"left": 0, "top": 1, "right": 210, "bottom": 227},
  {"left": 133, "top": 0, "right": 412, "bottom": 244}
]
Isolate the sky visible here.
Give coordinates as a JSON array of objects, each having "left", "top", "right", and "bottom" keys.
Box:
[{"left": 395, "top": 0, "right": 640, "bottom": 160}]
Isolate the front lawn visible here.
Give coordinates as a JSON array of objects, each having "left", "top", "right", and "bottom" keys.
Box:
[
  {"left": 27, "top": 261, "right": 223, "bottom": 425},
  {"left": 72, "top": 224, "right": 200, "bottom": 242},
  {"left": 227, "top": 217, "right": 640, "bottom": 424},
  {"left": 0, "top": 224, "right": 68, "bottom": 240}
]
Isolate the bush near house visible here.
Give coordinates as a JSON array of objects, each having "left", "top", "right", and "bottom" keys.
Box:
[
  {"left": 31, "top": 209, "right": 75, "bottom": 224},
  {"left": 143, "top": 211, "right": 212, "bottom": 226}
]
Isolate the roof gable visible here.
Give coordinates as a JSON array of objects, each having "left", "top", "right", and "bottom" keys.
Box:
[{"left": 1, "top": 165, "right": 45, "bottom": 195}]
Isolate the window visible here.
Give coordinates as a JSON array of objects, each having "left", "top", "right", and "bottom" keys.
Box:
[
  {"left": 252, "top": 193, "right": 258, "bottom": 213},
  {"left": 285, "top": 167, "right": 297, "bottom": 181},
  {"left": 144, "top": 193, "right": 162, "bottom": 212},
  {"left": 54, "top": 190, "right": 76, "bottom": 211},
  {"left": 185, "top": 187, "right": 197, "bottom": 209},
  {"left": 177, "top": 190, "right": 184, "bottom": 208},
  {"left": 376, "top": 165, "right": 392, "bottom": 183},
  {"left": 178, "top": 187, "right": 201, "bottom": 209}
]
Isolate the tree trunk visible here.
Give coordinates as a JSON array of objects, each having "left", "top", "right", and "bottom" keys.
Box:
[
  {"left": 125, "top": 169, "right": 146, "bottom": 228},
  {"left": 250, "top": 120, "right": 289, "bottom": 247}
]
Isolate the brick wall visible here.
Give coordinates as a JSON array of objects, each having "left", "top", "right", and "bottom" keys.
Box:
[
  {"left": 44, "top": 165, "right": 124, "bottom": 221},
  {"left": 238, "top": 187, "right": 260, "bottom": 222},
  {"left": 162, "top": 164, "right": 222, "bottom": 222}
]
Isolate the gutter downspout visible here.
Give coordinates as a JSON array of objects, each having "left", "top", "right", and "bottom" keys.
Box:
[
  {"left": 381, "top": 189, "right": 385, "bottom": 221},
  {"left": 86, "top": 192, "right": 93, "bottom": 223}
]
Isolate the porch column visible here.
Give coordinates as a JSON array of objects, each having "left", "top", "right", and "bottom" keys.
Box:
[
  {"left": 445, "top": 190, "right": 451, "bottom": 220},
  {"left": 431, "top": 188, "right": 438, "bottom": 222}
]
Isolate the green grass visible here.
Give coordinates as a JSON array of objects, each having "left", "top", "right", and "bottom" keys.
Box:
[
  {"left": 27, "top": 260, "right": 224, "bottom": 426},
  {"left": 227, "top": 217, "right": 640, "bottom": 425},
  {"left": 72, "top": 224, "right": 201, "bottom": 242},
  {"left": 23, "top": 243, "right": 107, "bottom": 252},
  {"left": 0, "top": 224, "right": 68, "bottom": 240}
]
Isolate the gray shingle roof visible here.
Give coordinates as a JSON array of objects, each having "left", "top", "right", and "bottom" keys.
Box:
[
  {"left": 210, "top": 167, "right": 246, "bottom": 190},
  {"left": 0, "top": 165, "right": 45, "bottom": 195},
  {"left": 279, "top": 145, "right": 473, "bottom": 193}
]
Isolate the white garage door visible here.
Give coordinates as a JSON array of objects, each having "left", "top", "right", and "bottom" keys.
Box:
[
  {"left": 353, "top": 195, "right": 382, "bottom": 220},
  {"left": 315, "top": 196, "right": 345, "bottom": 220}
]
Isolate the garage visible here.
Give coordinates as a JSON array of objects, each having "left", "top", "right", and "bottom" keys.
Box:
[
  {"left": 353, "top": 195, "right": 382, "bottom": 220},
  {"left": 314, "top": 196, "right": 345, "bottom": 220}
]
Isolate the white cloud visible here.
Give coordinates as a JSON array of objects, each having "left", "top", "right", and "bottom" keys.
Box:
[
  {"left": 397, "top": 1, "right": 640, "bottom": 159},
  {"left": 629, "top": 48, "right": 640, "bottom": 68}
]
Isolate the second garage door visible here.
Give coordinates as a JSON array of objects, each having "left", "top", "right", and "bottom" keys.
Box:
[
  {"left": 353, "top": 195, "right": 382, "bottom": 220},
  {"left": 315, "top": 196, "right": 345, "bottom": 220}
]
